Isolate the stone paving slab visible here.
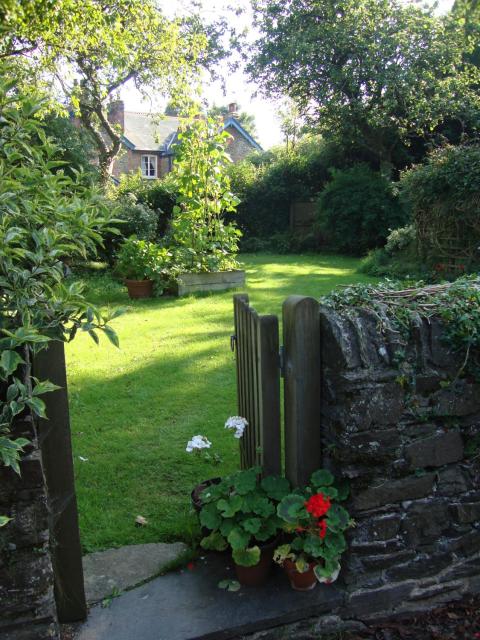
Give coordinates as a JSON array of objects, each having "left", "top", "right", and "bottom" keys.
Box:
[
  {"left": 82, "top": 542, "right": 188, "bottom": 603},
  {"left": 77, "top": 553, "right": 344, "bottom": 640}
]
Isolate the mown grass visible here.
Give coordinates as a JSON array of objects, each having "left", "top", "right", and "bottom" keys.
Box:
[{"left": 66, "top": 253, "right": 377, "bottom": 552}]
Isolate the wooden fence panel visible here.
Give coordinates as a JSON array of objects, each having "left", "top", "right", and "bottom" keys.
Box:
[{"left": 233, "top": 295, "right": 281, "bottom": 475}]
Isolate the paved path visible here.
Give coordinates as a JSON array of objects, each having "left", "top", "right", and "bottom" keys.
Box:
[{"left": 77, "top": 554, "right": 343, "bottom": 640}]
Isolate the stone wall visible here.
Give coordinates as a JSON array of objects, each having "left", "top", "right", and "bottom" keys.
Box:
[
  {"left": 320, "top": 307, "right": 480, "bottom": 617},
  {"left": 0, "top": 414, "right": 59, "bottom": 639}
]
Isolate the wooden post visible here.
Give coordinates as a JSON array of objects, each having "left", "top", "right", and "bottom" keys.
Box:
[
  {"left": 33, "top": 341, "right": 87, "bottom": 623},
  {"left": 283, "top": 295, "right": 321, "bottom": 487}
]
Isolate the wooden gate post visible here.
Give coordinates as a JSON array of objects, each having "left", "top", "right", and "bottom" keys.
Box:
[
  {"left": 33, "top": 341, "right": 87, "bottom": 623},
  {"left": 283, "top": 296, "right": 321, "bottom": 487}
]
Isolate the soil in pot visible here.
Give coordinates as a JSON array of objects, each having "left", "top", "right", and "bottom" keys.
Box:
[
  {"left": 283, "top": 558, "right": 318, "bottom": 591},
  {"left": 125, "top": 279, "right": 153, "bottom": 299},
  {"left": 234, "top": 539, "right": 277, "bottom": 587}
]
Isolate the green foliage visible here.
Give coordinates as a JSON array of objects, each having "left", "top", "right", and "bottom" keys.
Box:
[
  {"left": 360, "top": 225, "right": 422, "bottom": 278},
  {"left": 250, "top": 0, "right": 480, "bottom": 169},
  {"left": 317, "top": 165, "right": 407, "bottom": 256},
  {"left": 0, "top": 66, "right": 120, "bottom": 509},
  {"left": 199, "top": 467, "right": 289, "bottom": 566},
  {"left": 229, "top": 137, "right": 351, "bottom": 243},
  {"left": 102, "top": 195, "right": 159, "bottom": 263},
  {"left": 115, "top": 237, "right": 172, "bottom": 293},
  {"left": 400, "top": 144, "right": 480, "bottom": 268},
  {"left": 274, "top": 469, "right": 353, "bottom": 583},
  {"left": 41, "top": 114, "right": 97, "bottom": 179},
  {"left": 170, "top": 117, "right": 241, "bottom": 273}
]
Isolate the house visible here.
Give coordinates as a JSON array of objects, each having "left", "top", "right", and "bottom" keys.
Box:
[{"left": 108, "top": 101, "right": 262, "bottom": 181}]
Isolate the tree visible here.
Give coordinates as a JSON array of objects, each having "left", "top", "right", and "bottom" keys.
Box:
[
  {"left": 249, "top": 0, "right": 480, "bottom": 172},
  {"left": 1, "top": 0, "right": 215, "bottom": 183},
  {"left": 450, "top": 0, "right": 480, "bottom": 68},
  {"left": 208, "top": 104, "right": 258, "bottom": 137}
]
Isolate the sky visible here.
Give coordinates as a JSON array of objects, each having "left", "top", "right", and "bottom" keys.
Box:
[{"left": 121, "top": 0, "right": 456, "bottom": 150}]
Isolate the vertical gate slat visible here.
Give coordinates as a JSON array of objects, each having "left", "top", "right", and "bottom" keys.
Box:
[
  {"left": 233, "top": 295, "right": 281, "bottom": 474},
  {"left": 258, "top": 315, "right": 281, "bottom": 476}
]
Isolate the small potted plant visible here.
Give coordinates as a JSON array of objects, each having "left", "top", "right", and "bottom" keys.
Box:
[
  {"left": 189, "top": 417, "right": 248, "bottom": 513},
  {"left": 115, "top": 237, "right": 170, "bottom": 299},
  {"left": 198, "top": 466, "right": 291, "bottom": 586},
  {"left": 274, "top": 469, "right": 353, "bottom": 591}
]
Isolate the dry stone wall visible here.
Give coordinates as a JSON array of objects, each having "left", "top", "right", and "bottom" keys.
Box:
[{"left": 320, "top": 307, "right": 480, "bottom": 617}]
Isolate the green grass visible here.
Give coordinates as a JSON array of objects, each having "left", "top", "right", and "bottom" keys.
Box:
[{"left": 66, "top": 253, "right": 376, "bottom": 552}]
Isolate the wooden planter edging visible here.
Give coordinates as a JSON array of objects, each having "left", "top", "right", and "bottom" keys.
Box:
[{"left": 177, "top": 270, "right": 245, "bottom": 296}]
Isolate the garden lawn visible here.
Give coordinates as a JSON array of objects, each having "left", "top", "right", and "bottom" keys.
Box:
[{"left": 66, "top": 253, "right": 376, "bottom": 552}]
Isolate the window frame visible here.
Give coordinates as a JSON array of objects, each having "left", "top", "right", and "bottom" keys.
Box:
[{"left": 140, "top": 154, "right": 157, "bottom": 179}]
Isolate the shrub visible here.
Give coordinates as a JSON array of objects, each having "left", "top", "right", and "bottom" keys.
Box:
[
  {"left": 115, "top": 237, "right": 173, "bottom": 294},
  {"left": 400, "top": 144, "right": 480, "bottom": 268},
  {"left": 316, "top": 165, "right": 407, "bottom": 255},
  {"left": 102, "top": 194, "right": 158, "bottom": 262}
]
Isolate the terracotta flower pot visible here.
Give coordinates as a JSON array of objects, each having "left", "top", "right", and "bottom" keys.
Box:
[
  {"left": 234, "top": 539, "right": 277, "bottom": 587},
  {"left": 283, "top": 559, "right": 318, "bottom": 591},
  {"left": 125, "top": 279, "right": 153, "bottom": 299}
]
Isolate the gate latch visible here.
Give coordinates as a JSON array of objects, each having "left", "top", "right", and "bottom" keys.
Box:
[{"left": 230, "top": 334, "right": 237, "bottom": 352}]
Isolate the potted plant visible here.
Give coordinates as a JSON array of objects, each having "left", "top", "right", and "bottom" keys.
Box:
[
  {"left": 188, "top": 417, "right": 248, "bottom": 513},
  {"left": 198, "top": 466, "right": 291, "bottom": 586},
  {"left": 115, "top": 237, "right": 171, "bottom": 299},
  {"left": 274, "top": 469, "right": 353, "bottom": 591}
]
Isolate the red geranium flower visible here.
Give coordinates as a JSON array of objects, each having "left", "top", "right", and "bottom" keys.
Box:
[
  {"left": 305, "top": 493, "right": 331, "bottom": 518},
  {"left": 318, "top": 519, "right": 327, "bottom": 539}
]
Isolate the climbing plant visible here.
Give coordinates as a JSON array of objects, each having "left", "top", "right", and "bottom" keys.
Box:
[{"left": 170, "top": 116, "right": 241, "bottom": 273}]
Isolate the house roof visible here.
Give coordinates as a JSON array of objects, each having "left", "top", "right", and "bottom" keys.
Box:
[
  {"left": 122, "top": 112, "right": 180, "bottom": 151},
  {"left": 121, "top": 111, "right": 262, "bottom": 153}
]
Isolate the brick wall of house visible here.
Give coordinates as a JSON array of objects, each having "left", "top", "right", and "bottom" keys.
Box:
[{"left": 225, "top": 126, "right": 257, "bottom": 163}]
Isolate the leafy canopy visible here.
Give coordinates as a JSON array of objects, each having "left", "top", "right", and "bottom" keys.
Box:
[{"left": 249, "top": 0, "right": 480, "bottom": 166}]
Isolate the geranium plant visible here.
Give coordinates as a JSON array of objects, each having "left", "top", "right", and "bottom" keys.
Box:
[
  {"left": 274, "top": 469, "right": 353, "bottom": 583},
  {"left": 199, "top": 466, "right": 291, "bottom": 567}
]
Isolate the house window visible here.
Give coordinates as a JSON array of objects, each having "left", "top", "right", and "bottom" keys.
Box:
[{"left": 141, "top": 154, "right": 157, "bottom": 178}]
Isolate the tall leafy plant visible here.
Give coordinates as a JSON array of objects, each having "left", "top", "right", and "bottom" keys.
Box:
[
  {"left": 170, "top": 116, "right": 241, "bottom": 273},
  {"left": 0, "top": 67, "right": 119, "bottom": 526}
]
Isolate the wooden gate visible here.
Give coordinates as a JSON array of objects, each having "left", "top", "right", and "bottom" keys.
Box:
[
  {"left": 233, "top": 294, "right": 322, "bottom": 486},
  {"left": 233, "top": 294, "right": 281, "bottom": 476}
]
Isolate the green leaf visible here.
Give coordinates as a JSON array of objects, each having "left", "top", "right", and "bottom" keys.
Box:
[
  {"left": 241, "top": 517, "right": 262, "bottom": 535},
  {"left": 260, "top": 475, "right": 291, "bottom": 501},
  {"left": 232, "top": 467, "right": 258, "bottom": 495},
  {"left": 303, "top": 534, "right": 324, "bottom": 559},
  {"left": 232, "top": 545, "right": 261, "bottom": 567},
  {"left": 217, "top": 494, "right": 243, "bottom": 518},
  {"left": 310, "top": 469, "right": 334, "bottom": 488},
  {"left": 103, "top": 325, "right": 119, "bottom": 348},
  {"left": 326, "top": 504, "right": 350, "bottom": 530},
  {"left": 325, "top": 531, "right": 347, "bottom": 554},
  {"left": 199, "top": 502, "right": 222, "bottom": 531},
  {"left": 317, "top": 486, "right": 338, "bottom": 499},
  {"left": 200, "top": 531, "right": 227, "bottom": 552},
  {"left": 277, "top": 494, "right": 306, "bottom": 524},
  {"left": 314, "top": 560, "right": 340, "bottom": 583},
  {"left": 335, "top": 479, "right": 350, "bottom": 501},
  {"left": 25, "top": 397, "right": 47, "bottom": 418},
  {"left": 32, "top": 380, "right": 61, "bottom": 396},
  {"left": 218, "top": 579, "right": 241, "bottom": 592},
  {"left": 219, "top": 518, "right": 235, "bottom": 538},
  {"left": 227, "top": 526, "right": 251, "bottom": 551},
  {"left": 0, "top": 515, "right": 12, "bottom": 527},
  {"left": 0, "top": 350, "right": 25, "bottom": 377}
]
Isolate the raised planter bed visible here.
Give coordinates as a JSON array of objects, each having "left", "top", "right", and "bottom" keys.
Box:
[{"left": 177, "top": 270, "right": 245, "bottom": 297}]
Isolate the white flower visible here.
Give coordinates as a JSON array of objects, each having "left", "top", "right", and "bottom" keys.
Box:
[
  {"left": 224, "top": 416, "right": 248, "bottom": 439},
  {"left": 186, "top": 435, "right": 212, "bottom": 452}
]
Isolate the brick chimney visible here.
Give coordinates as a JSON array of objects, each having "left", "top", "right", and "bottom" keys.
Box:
[
  {"left": 228, "top": 102, "right": 239, "bottom": 119},
  {"left": 108, "top": 100, "right": 125, "bottom": 132}
]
